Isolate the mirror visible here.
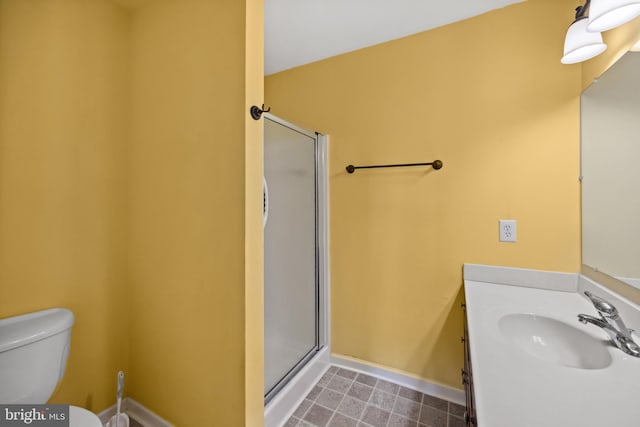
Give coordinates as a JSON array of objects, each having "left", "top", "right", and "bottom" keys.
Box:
[{"left": 581, "top": 52, "right": 640, "bottom": 290}]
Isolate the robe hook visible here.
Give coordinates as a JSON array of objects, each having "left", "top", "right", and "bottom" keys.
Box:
[{"left": 250, "top": 104, "right": 271, "bottom": 120}]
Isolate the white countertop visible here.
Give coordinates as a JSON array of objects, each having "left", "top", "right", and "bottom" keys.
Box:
[{"left": 464, "top": 264, "right": 640, "bottom": 427}]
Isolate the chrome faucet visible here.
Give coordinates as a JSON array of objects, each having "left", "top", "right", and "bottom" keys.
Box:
[{"left": 578, "top": 291, "right": 640, "bottom": 358}]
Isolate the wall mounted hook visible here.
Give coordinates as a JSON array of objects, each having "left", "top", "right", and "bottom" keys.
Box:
[{"left": 250, "top": 104, "right": 271, "bottom": 120}]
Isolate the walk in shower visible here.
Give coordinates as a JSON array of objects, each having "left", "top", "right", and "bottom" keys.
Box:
[{"left": 263, "top": 114, "right": 329, "bottom": 413}]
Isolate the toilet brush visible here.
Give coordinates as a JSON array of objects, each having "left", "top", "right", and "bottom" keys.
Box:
[{"left": 106, "top": 371, "right": 130, "bottom": 427}]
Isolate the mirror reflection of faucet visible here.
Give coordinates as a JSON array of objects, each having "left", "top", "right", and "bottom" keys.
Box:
[{"left": 577, "top": 291, "right": 640, "bottom": 358}]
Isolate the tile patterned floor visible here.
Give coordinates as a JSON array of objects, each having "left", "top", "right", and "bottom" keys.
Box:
[{"left": 284, "top": 366, "right": 466, "bottom": 427}]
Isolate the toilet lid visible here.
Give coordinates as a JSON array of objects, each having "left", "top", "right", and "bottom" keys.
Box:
[{"left": 69, "top": 405, "right": 102, "bottom": 427}]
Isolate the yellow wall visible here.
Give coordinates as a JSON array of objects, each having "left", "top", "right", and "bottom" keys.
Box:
[
  {"left": 0, "top": 0, "right": 264, "bottom": 424},
  {"left": 266, "top": 0, "right": 582, "bottom": 389},
  {"left": 127, "top": 0, "right": 263, "bottom": 425},
  {"left": 244, "top": 0, "right": 265, "bottom": 425},
  {"left": 0, "top": 0, "right": 130, "bottom": 411}
]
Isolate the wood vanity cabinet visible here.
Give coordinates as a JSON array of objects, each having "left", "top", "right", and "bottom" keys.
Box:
[{"left": 462, "top": 303, "right": 477, "bottom": 426}]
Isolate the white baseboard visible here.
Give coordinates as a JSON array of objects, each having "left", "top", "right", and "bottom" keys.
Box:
[
  {"left": 331, "top": 354, "right": 465, "bottom": 406},
  {"left": 264, "top": 346, "right": 331, "bottom": 427},
  {"left": 98, "top": 397, "right": 173, "bottom": 427}
]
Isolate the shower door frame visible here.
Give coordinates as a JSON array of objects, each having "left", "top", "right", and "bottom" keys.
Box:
[{"left": 263, "top": 113, "right": 329, "bottom": 405}]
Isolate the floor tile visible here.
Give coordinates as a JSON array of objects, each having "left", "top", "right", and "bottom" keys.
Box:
[
  {"left": 337, "top": 396, "right": 366, "bottom": 419},
  {"left": 354, "top": 373, "right": 377, "bottom": 387},
  {"left": 304, "top": 404, "right": 334, "bottom": 427},
  {"left": 328, "top": 413, "right": 359, "bottom": 427},
  {"left": 317, "top": 388, "right": 345, "bottom": 410},
  {"left": 393, "top": 396, "right": 421, "bottom": 421},
  {"left": 448, "top": 415, "right": 466, "bottom": 427},
  {"left": 360, "top": 405, "right": 390, "bottom": 427},
  {"left": 327, "top": 375, "right": 353, "bottom": 393},
  {"left": 347, "top": 382, "right": 373, "bottom": 402},
  {"left": 283, "top": 366, "right": 464, "bottom": 427},
  {"left": 419, "top": 405, "right": 447, "bottom": 427},
  {"left": 317, "top": 371, "right": 335, "bottom": 387},
  {"left": 398, "top": 386, "right": 422, "bottom": 403},
  {"left": 422, "top": 394, "right": 448, "bottom": 412},
  {"left": 388, "top": 412, "right": 418, "bottom": 427},
  {"left": 448, "top": 403, "right": 465, "bottom": 418},
  {"left": 368, "top": 388, "right": 396, "bottom": 412},
  {"left": 307, "top": 385, "right": 323, "bottom": 401},
  {"left": 294, "top": 399, "right": 314, "bottom": 418},
  {"left": 336, "top": 368, "right": 358, "bottom": 379},
  {"left": 374, "top": 379, "right": 400, "bottom": 395}
]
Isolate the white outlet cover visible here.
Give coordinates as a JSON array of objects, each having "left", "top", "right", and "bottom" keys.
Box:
[{"left": 499, "top": 219, "right": 517, "bottom": 242}]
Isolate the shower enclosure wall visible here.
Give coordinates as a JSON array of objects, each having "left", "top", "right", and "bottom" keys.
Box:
[{"left": 263, "top": 114, "right": 329, "bottom": 415}]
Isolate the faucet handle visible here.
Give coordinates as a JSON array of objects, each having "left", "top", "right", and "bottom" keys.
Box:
[
  {"left": 616, "top": 334, "right": 640, "bottom": 358},
  {"left": 584, "top": 291, "right": 618, "bottom": 316}
]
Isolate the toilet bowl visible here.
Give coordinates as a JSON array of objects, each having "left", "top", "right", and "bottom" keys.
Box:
[
  {"left": 0, "top": 308, "right": 103, "bottom": 427},
  {"left": 70, "top": 405, "right": 103, "bottom": 427}
]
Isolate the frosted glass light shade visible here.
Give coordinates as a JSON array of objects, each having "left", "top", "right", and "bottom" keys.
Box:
[
  {"left": 588, "top": 0, "right": 640, "bottom": 32},
  {"left": 562, "top": 18, "right": 607, "bottom": 64}
]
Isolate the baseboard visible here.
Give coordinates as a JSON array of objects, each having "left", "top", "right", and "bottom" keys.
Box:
[
  {"left": 97, "top": 354, "right": 461, "bottom": 427},
  {"left": 97, "top": 401, "right": 122, "bottom": 425},
  {"left": 98, "top": 397, "right": 173, "bottom": 427},
  {"left": 264, "top": 346, "right": 331, "bottom": 427},
  {"left": 331, "top": 354, "right": 465, "bottom": 406}
]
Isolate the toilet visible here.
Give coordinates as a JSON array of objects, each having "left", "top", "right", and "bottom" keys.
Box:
[{"left": 0, "top": 308, "right": 103, "bottom": 427}]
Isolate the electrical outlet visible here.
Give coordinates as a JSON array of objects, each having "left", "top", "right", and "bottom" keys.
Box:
[{"left": 499, "top": 219, "right": 517, "bottom": 242}]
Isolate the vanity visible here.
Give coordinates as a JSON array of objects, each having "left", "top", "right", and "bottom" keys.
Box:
[
  {"left": 462, "top": 264, "right": 640, "bottom": 427},
  {"left": 461, "top": 51, "right": 640, "bottom": 427}
]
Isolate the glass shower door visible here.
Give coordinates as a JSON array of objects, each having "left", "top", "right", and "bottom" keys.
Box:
[{"left": 263, "top": 116, "right": 318, "bottom": 400}]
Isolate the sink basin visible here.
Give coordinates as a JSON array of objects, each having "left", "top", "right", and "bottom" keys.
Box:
[{"left": 498, "top": 313, "right": 612, "bottom": 369}]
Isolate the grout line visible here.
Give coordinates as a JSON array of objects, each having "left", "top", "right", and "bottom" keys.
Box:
[
  {"left": 297, "top": 400, "right": 312, "bottom": 422},
  {"left": 387, "top": 389, "right": 398, "bottom": 427},
  {"left": 300, "top": 370, "right": 334, "bottom": 422},
  {"left": 326, "top": 376, "right": 350, "bottom": 426}
]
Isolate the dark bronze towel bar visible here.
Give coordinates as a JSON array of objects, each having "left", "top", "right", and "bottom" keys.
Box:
[{"left": 346, "top": 160, "right": 443, "bottom": 174}]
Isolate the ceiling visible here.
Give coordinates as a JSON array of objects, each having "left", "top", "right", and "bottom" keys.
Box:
[{"left": 265, "top": 0, "right": 524, "bottom": 75}]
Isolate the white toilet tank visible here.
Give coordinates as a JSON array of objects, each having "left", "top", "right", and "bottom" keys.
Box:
[{"left": 0, "top": 308, "right": 74, "bottom": 404}]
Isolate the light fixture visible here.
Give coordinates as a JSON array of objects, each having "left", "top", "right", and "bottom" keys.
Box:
[
  {"left": 588, "top": 0, "right": 640, "bottom": 32},
  {"left": 562, "top": 1, "right": 607, "bottom": 64}
]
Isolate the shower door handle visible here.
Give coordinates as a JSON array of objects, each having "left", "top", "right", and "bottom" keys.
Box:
[{"left": 263, "top": 176, "right": 269, "bottom": 228}]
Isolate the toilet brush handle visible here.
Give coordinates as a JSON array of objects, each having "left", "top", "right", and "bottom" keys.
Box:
[{"left": 117, "top": 371, "right": 124, "bottom": 399}]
